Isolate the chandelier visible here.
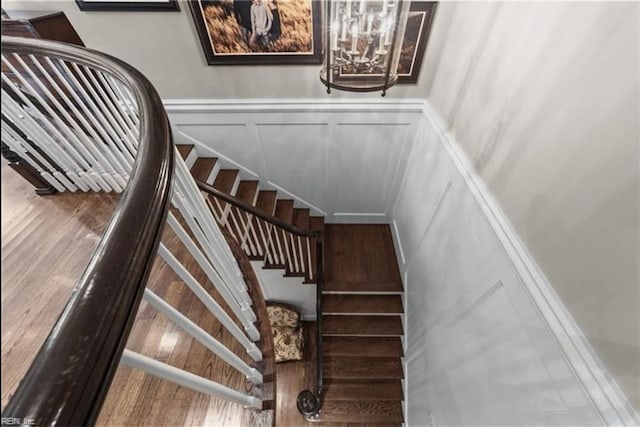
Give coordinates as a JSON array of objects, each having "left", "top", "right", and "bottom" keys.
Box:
[{"left": 320, "top": 0, "right": 410, "bottom": 96}]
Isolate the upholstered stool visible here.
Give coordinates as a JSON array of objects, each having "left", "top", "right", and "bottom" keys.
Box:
[{"left": 266, "top": 302, "right": 304, "bottom": 363}]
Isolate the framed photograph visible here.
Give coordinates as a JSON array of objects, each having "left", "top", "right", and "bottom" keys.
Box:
[
  {"left": 189, "top": 0, "right": 323, "bottom": 65},
  {"left": 398, "top": 1, "right": 437, "bottom": 83},
  {"left": 75, "top": 0, "right": 180, "bottom": 11}
]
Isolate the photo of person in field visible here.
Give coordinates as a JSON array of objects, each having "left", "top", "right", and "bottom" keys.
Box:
[{"left": 199, "top": 0, "right": 314, "bottom": 54}]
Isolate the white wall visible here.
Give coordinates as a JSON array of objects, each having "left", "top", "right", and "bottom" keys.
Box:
[
  {"left": 430, "top": 0, "right": 640, "bottom": 412},
  {"left": 166, "top": 101, "right": 423, "bottom": 223},
  {"left": 251, "top": 261, "right": 316, "bottom": 320},
  {"left": 3, "top": 0, "right": 434, "bottom": 100},
  {"left": 394, "top": 114, "right": 605, "bottom": 425}
]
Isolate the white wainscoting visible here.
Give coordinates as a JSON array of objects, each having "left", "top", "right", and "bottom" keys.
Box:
[
  {"left": 164, "top": 100, "right": 424, "bottom": 223},
  {"left": 391, "top": 102, "right": 639, "bottom": 425},
  {"left": 164, "top": 99, "right": 638, "bottom": 425}
]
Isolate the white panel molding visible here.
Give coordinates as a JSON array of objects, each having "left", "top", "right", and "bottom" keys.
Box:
[
  {"left": 421, "top": 101, "right": 640, "bottom": 426},
  {"left": 249, "top": 122, "right": 270, "bottom": 179},
  {"left": 383, "top": 121, "right": 419, "bottom": 216},
  {"left": 166, "top": 99, "right": 424, "bottom": 223}
]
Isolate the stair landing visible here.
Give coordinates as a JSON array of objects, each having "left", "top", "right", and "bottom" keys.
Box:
[
  {"left": 324, "top": 224, "right": 403, "bottom": 293},
  {"left": 316, "top": 224, "right": 404, "bottom": 425}
]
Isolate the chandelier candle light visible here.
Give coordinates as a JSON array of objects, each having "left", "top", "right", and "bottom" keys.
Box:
[{"left": 320, "top": 0, "right": 410, "bottom": 95}]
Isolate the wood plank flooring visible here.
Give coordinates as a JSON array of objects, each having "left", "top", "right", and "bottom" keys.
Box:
[
  {"left": 0, "top": 161, "right": 308, "bottom": 426},
  {"left": 324, "top": 225, "right": 402, "bottom": 293},
  {"left": 1, "top": 160, "right": 117, "bottom": 408}
]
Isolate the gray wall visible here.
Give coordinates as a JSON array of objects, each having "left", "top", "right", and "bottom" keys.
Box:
[
  {"left": 3, "top": 0, "right": 432, "bottom": 99},
  {"left": 422, "top": 0, "right": 640, "bottom": 410}
]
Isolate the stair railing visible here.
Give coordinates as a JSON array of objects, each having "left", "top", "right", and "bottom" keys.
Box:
[
  {"left": 1, "top": 36, "right": 173, "bottom": 425},
  {"left": 2, "top": 36, "right": 269, "bottom": 424},
  {"left": 196, "top": 180, "right": 326, "bottom": 418}
]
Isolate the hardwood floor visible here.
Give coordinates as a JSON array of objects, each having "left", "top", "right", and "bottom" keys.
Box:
[
  {"left": 1, "top": 161, "right": 308, "bottom": 426},
  {"left": 1, "top": 160, "right": 117, "bottom": 408},
  {"left": 324, "top": 225, "right": 402, "bottom": 293},
  {"left": 274, "top": 322, "right": 317, "bottom": 427}
]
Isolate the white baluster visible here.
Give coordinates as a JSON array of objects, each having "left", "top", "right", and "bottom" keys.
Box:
[
  {"left": 55, "top": 59, "right": 135, "bottom": 170},
  {"left": 157, "top": 244, "right": 262, "bottom": 357},
  {"left": 173, "top": 158, "right": 250, "bottom": 303},
  {"left": 166, "top": 212, "right": 258, "bottom": 328},
  {"left": 7, "top": 54, "right": 114, "bottom": 191},
  {"left": 143, "top": 288, "right": 262, "bottom": 383},
  {"left": 290, "top": 233, "right": 300, "bottom": 273},
  {"left": 297, "top": 235, "right": 306, "bottom": 274},
  {"left": 77, "top": 65, "right": 139, "bottom": 154},
  {"left": 21, "top": 54, "right": 122, "bottom": 191},
  {"left": 1, "top": 123, "right": 68, "bottom": 192},
  {"left": 306, "top": 236, "right": 314, "bottom": 281},
  {"left": 1, "top": 65, "right": 101, "bottom": 191},
  {"left": 120, "top": 350, "right": 262, "bottom": 409},
  {"left": 172, "top": 189, "right": 252, "bottom": 311}
]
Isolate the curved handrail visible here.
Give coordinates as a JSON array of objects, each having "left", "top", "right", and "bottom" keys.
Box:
[
  {"left": 197, "top": 178, "right": 325, "bottom": 419},
  {"left": 1, "top": 37, "right": 174, "bottom": 425}
]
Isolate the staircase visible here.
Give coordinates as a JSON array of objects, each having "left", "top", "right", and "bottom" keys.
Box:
[
  {"left": 177, "top": 144, "right": 405, "bottom": 425},
  {"left": 320, "top": 224, "right": 404, "bottom": 425}
]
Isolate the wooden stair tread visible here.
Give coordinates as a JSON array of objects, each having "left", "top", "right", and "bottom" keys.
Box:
[
  {"left": 323, "top": 380, "right": 404, "bottom": 401},
  {"left": 235, "top": 180, "right": 258, "bottom": 205},
  {"left": 190, "top": 157, "right": 217, "bottom": 182},
  {"left": 255, "top": 190, "right": 277, "bottom": 215},
  {"left": 323, "top": 336, "right": 403, "bottom": 357},
  {"left": 324, "top": 356, "right": 403, "bottom": 380},
  {"left": 323, "top": 315, "right": 403, "bottom": 336},
  {"left": 293, "top": 208, "right": 309, "bottom": 230},
  {"left": 176, "top": 144, "right": 193, "bottom": 160},
  {"left": 212, "top": 169, "right": 238, "bottom": 194},
  {"left": 323, "top": 294, "right": 403, "bottom": 314},
  {"left": 314, "top": 400, "right": 403, "bottom": 423},
  {"left": 274, "top": 199, "right": 294, "bottom": 223}
]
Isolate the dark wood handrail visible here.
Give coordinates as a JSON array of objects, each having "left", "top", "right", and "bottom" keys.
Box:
[
  {"left": 197, "top": 180, "right": 322, "bottom": 240},
  {"left": 198, "top": 178, "right": 326, "bottom": 418},
  {"left": 1, "top": 36, "right": 174, "bottom": 425}
]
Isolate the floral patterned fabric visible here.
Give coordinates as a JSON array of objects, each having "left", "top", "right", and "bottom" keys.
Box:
[
  {"left": 267, "top": 305, "right": 300, "bottom": 328},
  {"left": 267, "top": 303, "right": 303, "bottom": 362},
  {"left": 271, "top": 326, "right": 303, "bottom": 362}
]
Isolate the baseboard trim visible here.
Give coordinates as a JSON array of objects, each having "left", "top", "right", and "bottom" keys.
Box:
[{"left": 421, "top": 101, "right": 639, "bottom": 425}]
